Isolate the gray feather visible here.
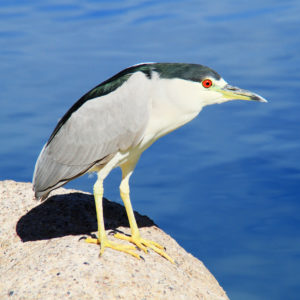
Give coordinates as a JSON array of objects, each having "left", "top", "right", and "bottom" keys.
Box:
[{"left": 33, "top": 71, "right": 152, "bottom": 199}]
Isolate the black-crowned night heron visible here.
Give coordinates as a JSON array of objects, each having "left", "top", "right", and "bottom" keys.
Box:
[{"left": 33, "top": 63, "right": 267, "bottom": 263}]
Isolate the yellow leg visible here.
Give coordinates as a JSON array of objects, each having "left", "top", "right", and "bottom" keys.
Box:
[
  {"left": 114, "top": 163, "right": 175, "bottom": 264},
  {"left": 85, "top": 177, "right": 140, "bottom": 259}
]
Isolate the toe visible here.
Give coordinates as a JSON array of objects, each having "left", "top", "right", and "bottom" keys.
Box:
[
  {"left": 114, "top": 233, "right": 174, "bottom": 263},
  {"left": 85, "top": 237, "right": 100, "bottom": 244},
  {"left": 140, "top": 239, "right": 174, "bottom": 263}
]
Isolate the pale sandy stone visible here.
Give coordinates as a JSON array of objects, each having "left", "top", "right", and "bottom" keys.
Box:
[{"left": 0, "top": 180, "right": 229, "bottom": 300}]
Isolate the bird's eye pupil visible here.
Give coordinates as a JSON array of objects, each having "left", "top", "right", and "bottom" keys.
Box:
[{"left": 202, "top": 79, "right": 212, "bottom": 88}]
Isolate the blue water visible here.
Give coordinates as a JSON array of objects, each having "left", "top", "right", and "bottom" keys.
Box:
[{"left": 1, "top": 1, "right": 300, "bottom": 299}]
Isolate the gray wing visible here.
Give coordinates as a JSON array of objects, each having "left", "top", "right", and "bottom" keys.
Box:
[{"left": 33, "top": 72, "right": 152, "bottom": 199}]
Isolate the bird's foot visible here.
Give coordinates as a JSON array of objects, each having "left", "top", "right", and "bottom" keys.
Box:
[
  {"left": 85, "top": 236, "right": 140, "bottom": 259},
  {"left": 114, "top": 233, "right": 174, "bottom": 264}
]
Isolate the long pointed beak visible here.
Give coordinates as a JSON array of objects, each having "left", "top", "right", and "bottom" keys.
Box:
[{"left": 220, "top": 84, "right": 268, "bottom": 103}]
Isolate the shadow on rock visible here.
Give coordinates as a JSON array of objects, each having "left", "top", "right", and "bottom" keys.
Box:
[{"left": 16, "top": 192, "right": 155, "bottom": 242}]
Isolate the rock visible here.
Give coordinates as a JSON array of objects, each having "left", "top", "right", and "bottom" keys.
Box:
[{"left": 0, "top": 180, "right": 229, "bottom": 300}]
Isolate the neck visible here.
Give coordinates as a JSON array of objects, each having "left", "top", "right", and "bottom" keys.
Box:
[{"left": 140, "top": 76, "right": 202, "bottom": 149}]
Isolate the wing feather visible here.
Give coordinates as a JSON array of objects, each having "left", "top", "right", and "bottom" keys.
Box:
[{"left": 33, "top": 72, "right": 152, "bottom": 198}]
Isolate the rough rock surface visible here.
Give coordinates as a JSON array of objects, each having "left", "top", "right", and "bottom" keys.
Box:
[{"left": 0, "top": 180, "right": 229, "bottom": 300}]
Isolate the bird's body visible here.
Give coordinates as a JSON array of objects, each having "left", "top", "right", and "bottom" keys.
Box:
[{"left": 33, "top": 63, "right": 267, "bottom": 262}]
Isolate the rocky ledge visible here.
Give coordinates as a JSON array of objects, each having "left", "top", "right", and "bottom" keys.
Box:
[{"left": 0, "top": 180, "right": 229, "bottom": 300}]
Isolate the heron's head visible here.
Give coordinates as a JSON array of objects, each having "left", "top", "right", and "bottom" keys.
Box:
[
  {"left": 150, "top": 63, "right": 267, "bottom": 111},
  {"left": 195, "top": 73, "right": 268, "bottom": 106}
]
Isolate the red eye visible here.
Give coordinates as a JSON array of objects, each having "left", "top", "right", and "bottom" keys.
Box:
[{"left": 202, "top": 79, "right": 213, "bottom": 88}]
